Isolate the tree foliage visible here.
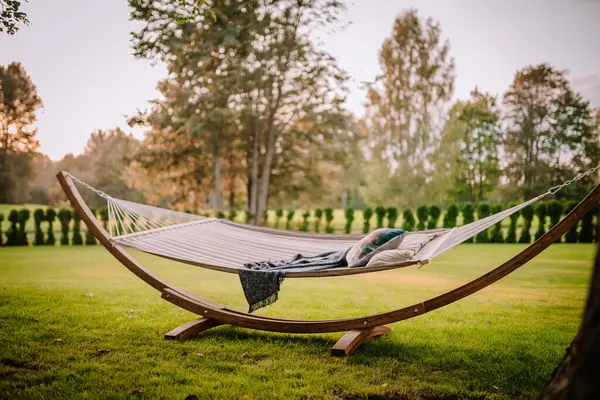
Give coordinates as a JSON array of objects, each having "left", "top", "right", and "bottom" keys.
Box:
[
  {"left": 534, "top": 202, "right": 548, "bottom": 241},
  {"left": 490, "top": 204, "right": 504, "bottom": 243},
  {"left": 428, "top": 205, "right": 441, "bottom": 229},
  {"left": 0, "top": 0, "right": 29, "bottom": 34},
  {"left": 564, "top": 201, "right": 579, "bottom": 243},
  {"left": 57, "top": 208, "right": 71, "bottom": 246},
  {"left": 402, "top": 208, "right": 415, "bottom": 231},
  {"left": 375, "top": 206, "right": 386, "bottom": 229},
  {"left": 362, "top": 207, "right": 373, "bottom": 234},
  {"left": 475, "top": 203, "right": 491, "bottom": 243},
  {"left": 45, "top": 208, "right": 56, "bottom": 245},
  {"left": 505, "top": 203, "right": 519, "bottom": 244},
  {"left": 519, "top": 204, "right": 534, "bottom": 243},
  {"left": 344, "top": 207, "right": 355, "bottom": 234},
  {"left": 462, "top": 203, "right": 474, "bottom": 243},
  {"left": 416, "top": 205, "right": 429, "bottom": 230},
  {"left": 0, "top": 62, "right": 43, "bottom": 203},
  {"left": 443, "top": 204, "right": 459, "bottom": 228}
]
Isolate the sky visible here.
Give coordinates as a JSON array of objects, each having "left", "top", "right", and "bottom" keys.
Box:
[{"left": 1, "top": 0, "right": 599, "bottom": 161}]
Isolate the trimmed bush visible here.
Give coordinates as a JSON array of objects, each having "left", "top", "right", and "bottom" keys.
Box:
[
  {"left": 443, "top": 204, "right": 459, "bottom": 228},
  {"left": 475, "top": 203, "right": 491, "bottom": 243},
  {"left": 324, "top": 208, "right": 335, "bottom": 233},
  {"left": 286, "top": 209, "right": 295, "bottom": 230},
  {"left": 314, "top": 209, "right": 323, "bottom": 233},
  {"left": 216, "top": 211, "right": 226, "bottom": 219},
  {"left": 72, "top": 211, "right": 84, "bottom": 245},
  {"left": 45, "top": 208, "right": 56, "bottom": 245},
  {"left": 375, "top": 206, "right": 386, "bottom": 229},
  {"left": 416, "top": 206, "right": 429, "bottom": 230},
  {"left": 546, "top": 200, "right": 563, "bottom": 243},
  {"left": 98, "top": 206, "right": 109, "bottom": 231},
  {"left": 300, "top": 211, "right": 310, "bottom": 232},
  {"left": 534, "top": 202, "right": 548, "bottom": 241},
  {"left": 262, "top": 209, "right": 269, "bottom": 226},
  {"left": 462, "top": 203, "right": 474, "bottom": 243},
  {"left": 505, "top": 203, "right": 519, "bottom": 243},
  {"left": 245, "top": 210, "right": 254, "bottom": 224},
  {"left": 579, "top": 209, "right": 594, "bottom": 243},
  {"left": 58, "top": 208, "right": 72, "bottom": 246},
  {"left": 34, "top": 209, "right": 45, "bottom": 245},
  {"left": 386, "top": 207, "right": 398, "bottom": 228},
  {"left": 428, "top": 206, "right": 441, "bottom": 229},
  {"left": 85, "top": 208, "right": 97, "bottom": 245},
  {"left": 228, "top": 208, "right": 238, "bottom": 221},
  {"left": 490, "top": 204, "right": 504, "bottom": 243},
  {"left": 275, "top": 209, "right": 284, "bottom": 229},
  {"left": 344, "top": 208, "right": 355, "bottom": 234},
  {"left": 362, "top": 207, "right": 373, "bottom": 234},
  {"left": 564, "top": 201, "right": 579, "bottom": 243},
  {"left": 6, "top": 209, "right": 19, "bottom": 246},
  {"left": 402, "top": 209, "right": 416, "bottom": 231},
  {"left": 18, "top": 209, "right": 30, "bottom": 245},
  {"left": 0, "top": 213, "right": 4, "bottom": 245},
  {"left": 519, "top": 204, "right": 534, "bottom": 243}
]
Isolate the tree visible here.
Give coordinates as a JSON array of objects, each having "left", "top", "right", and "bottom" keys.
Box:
[
  {"left": 442, "top": 204, "right": 459, "bottom": 228},
  {"left": 5, "top": 209, "right": 17, "bottom": 245},
  {"left": 285, "top": 209, "right": 295, "bottom": 230},
  {"left": 129, "top": 0, "right": 351, "bottom": 223},
  {"left": 519, "top": 204, "right": 534, "bottom": 244},
  {"left": 490, "top": 204, "right": 504, "bottom": 243},
  {"left": 33, "top": 208, "right": 44, "bottom": 245},
  {"left": 45, "top": 208, "right": 56, "bottom": 245},
  {"left": 386, "top": 207, "right": 398, "bottom": 228},
  {"left": 300, "top": 211, "right": 310, "bottom": 232},
  {"left": 0, "top": 0, "right": 29, "bottom": 34},
  {"left": 503, "top": 64, "right": 600, "bottom": 199},
  {"left": 361, "top": 9, "right": 455, "bottom": 206},
  {"left": 375, "top": 206, "right": 386, "bottom": 229},
  {"left": 402, "top": 208, "right": 416, "bottom": 231},
  {"left": 85, "top": 208, "right": 97, "bottom": 245},
  {"left": 57, "top": 208, "right": 71, "bottom": 246},
  {"left": 564, "top": 201, "right": 579, "bottom": 243},
  {"left": 452, "top": 90, "right": 501, "bottom": 203},
  {"left": 535, "top": 202, "right": 548, "bottom": 241},
  {"left": 17, "top": 208, "right": 29, "bottom": 245},
  {"left": 0, "top": 213, "right": 3, "bottom": 245},
  {"left": 344, "top": 207, "right": 355, "bottom": 234},
  {"left": 313, "top": 209, "right": 323, "bottom": 233},
  {"left": 0, "top": 62, "right": 43, "bottom": 203},
  {"left": 72, "top": 212, "right": 83, "bottom": 245},
  {"left": 505, "top": 203, "right": 519, "bottom": 244},
  {"left": 324, "top": 207, "right": 335, "bottom": 233}
]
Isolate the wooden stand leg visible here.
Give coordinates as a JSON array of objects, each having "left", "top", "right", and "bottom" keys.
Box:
[
  {"left": 164, "top": 318, "right": 223, "bottom": 341},
  {"left": 331, "top": 325, "right": 391, "bottom": 357}
]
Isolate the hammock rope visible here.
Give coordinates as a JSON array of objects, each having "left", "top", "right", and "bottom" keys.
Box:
[{"left": 64, "top": 165, "right": 599, "bottom": 276}]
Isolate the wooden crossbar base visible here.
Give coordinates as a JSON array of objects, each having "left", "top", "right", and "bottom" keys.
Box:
[
  {"left": 164, "top": 318, "right": 390, "bottom": 357},
  {"left": 330, "top": 325, "right": 391, "bottom": 357},
  {"left": 164, "top": 318, "right": 223, "bottom": 340}
]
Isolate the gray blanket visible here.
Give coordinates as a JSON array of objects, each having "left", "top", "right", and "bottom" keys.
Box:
[{"left": 238, "top": 250, "right": 349, "bottom": 312}]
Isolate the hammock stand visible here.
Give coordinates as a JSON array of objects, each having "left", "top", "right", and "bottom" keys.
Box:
[{"left": 57, "top": 171, "right": 600, "bottom": 356}]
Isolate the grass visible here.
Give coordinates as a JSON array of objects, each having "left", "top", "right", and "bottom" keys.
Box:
[{"left": 0, "top": 244, "right": 594, "bottom": 399}]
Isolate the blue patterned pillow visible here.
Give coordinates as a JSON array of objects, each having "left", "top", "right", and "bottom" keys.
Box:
[{"left": 346, "top": 228, "right": 407, "bottom": 268}]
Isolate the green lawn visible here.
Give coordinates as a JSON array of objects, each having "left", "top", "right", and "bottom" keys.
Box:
[{"left": 0, "top": 244, "right": 593, "bottom": 399}]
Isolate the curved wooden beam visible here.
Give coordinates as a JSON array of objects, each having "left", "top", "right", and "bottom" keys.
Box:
[
  {"left": 57, "top": 171, "right": 600, "bottom": 335},
  {"left": 331, "top": 326, "right": 391, "bottom": 356}
]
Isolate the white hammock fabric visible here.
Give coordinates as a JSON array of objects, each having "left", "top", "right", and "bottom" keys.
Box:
[{"left": 66, "top": 168, "right": 594, "bottom": 277}]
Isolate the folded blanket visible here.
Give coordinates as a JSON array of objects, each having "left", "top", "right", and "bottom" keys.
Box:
[{"left": 239, "top": 250, "right": 349, "bottom": 312}]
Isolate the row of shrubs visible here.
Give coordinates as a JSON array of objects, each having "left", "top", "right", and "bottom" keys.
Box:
[
  {"left": 0, "top": 200, "right": 595, "bottom": 246},
  {"left": 209, "top": 199, "right": 595, "bottom": 243},
  {"left": 0, "top": 207, "right": 109, "bottom": 246}
]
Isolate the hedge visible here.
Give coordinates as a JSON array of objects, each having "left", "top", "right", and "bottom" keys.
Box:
[
  {"left": 6, "top": 209, "right": 19, "bottom": 246},
  {"left": 462, "top": 203, "right": 474, "bottom": 243},
  {"left": 18, "top": 209, "right": 30, "bottom": 246},
  {"left": 228, "top": 208, "right": 238, "bottom": 222},
  {"left": 45, "top": 208, "right": 56, "bottom": 245},
  {"left": 375, "top": 206, "right": 386, "bottom": 229},
  {"left": 286, "top": 209, "right": 295, "bottom": 230},
  {"left": 387, "top": 207, "right": 398, "bottom": 228},
  {"left": 563, "top": 201, "right": 579, "bottom": 243},
  {"left": 72, "top": 211, "right": 83, "bottom": 245},
  {"left": 324, "top": 208, "right": 334, "bottom": 233},
  {"left": 300, "top": 211, "right": 310, "bottom": 232},
  {"left": 475, "top": 203, "right": 491, "bottom": 243},
  {"left": 505, "top": 203, "right": 519, "bottom": 243},
  {"left": 344, "top": 208, "right": 355, "bottom": 234},
  {"left": 579, "top": 209, "right": 594, "bottom": 243},
  {"left": 402, "top": 209, "right": 415, "bottom": 231},
  {"left": 98, "top": 206, "right": 109, "bottom": 230},
  {"left": 34, "top": 208, "right": 45, "bottom": 245},
  {"left": 85, "top": 209, "right": 97, "bottom": 245},
  {"left": 363, "top": 207, "right": 373, "bottom": 234},
  {"left": 0, "top": 213, "right": 4, "bottom": 245},
  {"left": 428, "top": 206, "right": 441, "bottom": 229},
  {"left": 58, "top": 208, "right": 72, "bottom": 246},
  {"left": 443, "top": 204, "right": 459, "bottom": 228},
  {"left": 416, "top": 206, "right": 429, "bottom": 231},
  {"left": 519, "top": 204, "right": 534, "bottom": 243},
  {"left": 490, "top": 204, "right": 504, "bottom": 243},
  {"left": 534, "top": 202, "right": 547, "bottom": 241},
  {"left": 314, "top": 209, "right": 323, "bottom": 233},
  {"left": 275, "top": 209, "right": 284, "bottom": 229}
]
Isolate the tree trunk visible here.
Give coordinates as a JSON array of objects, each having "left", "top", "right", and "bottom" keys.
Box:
[
  {"left": 213, "top": 140, "right": 223, "bottom": 211},
  {"left": 537, "top": 227, "right": 600, "bottom": 399}
]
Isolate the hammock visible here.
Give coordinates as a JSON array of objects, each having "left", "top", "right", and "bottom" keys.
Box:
[
  {"left": 56, "top": 167, "right": 600, "bottom": 356},
  {"left": 66, "top": 173, "right": 557, "bottom": 276}
]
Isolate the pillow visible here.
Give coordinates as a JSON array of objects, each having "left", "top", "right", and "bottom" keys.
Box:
[
  {"left": 365, "top": 232, "right": 439, "bottom": 268},
  {"left": 366, "top": 249, "right": 415, "bottom": 268},
  {"left": 346, "top": 228, "right": 406, "bottom": 268}
]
